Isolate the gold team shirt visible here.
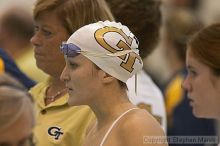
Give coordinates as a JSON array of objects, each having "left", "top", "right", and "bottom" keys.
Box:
[
  {"left": 15, "top": 47, "right": 48, "bottom": 82},
  {"left": 30, "top": 78, "right": 95, "bottom": 146},
  {"left": 0, "top": 58, "right": 4, "bottom": 73},
  {"left": 164, "top": 74, "right": 184, "bottom": 127}
]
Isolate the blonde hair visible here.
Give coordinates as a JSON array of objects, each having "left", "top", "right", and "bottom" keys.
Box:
[
  {"left": 33, "top": 0, "right": 114, "bottom": 35},
  {"left": 0, "top": 86, "right": 34, "bottom": 131}
]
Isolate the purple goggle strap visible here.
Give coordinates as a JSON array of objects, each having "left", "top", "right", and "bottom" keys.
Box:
[{"left": 60, "top": 42, "right": 81, "bottom": 57}]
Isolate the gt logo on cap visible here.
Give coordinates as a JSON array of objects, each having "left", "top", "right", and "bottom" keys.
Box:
[{"left": 94, "top": 26, "right": 142, "bottom": 73}]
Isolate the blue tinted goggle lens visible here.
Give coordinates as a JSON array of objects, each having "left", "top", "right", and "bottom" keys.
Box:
[{"left": 60, "top": 43, "right": 81, "bottom": 57}]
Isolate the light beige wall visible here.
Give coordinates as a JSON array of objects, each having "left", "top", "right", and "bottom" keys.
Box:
[
  {"left": 0, "top": 0, "right": 35, "bottom": 14},
  {"left": 199, "top": 0, "right": 220, "bottom": 25}
]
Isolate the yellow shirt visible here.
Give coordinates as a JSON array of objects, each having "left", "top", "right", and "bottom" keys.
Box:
[
  {"left": 164, "top": 74, "right": 184, "bottom": 127},
  {"left": 0, "top": 58, "right": 4, "bottom": 73},
  {"left": 30, "top": 78, "right": 95, "bottom": 146},
  {"left": 15, "top": 47, "right": 48, "bottom": 82}
]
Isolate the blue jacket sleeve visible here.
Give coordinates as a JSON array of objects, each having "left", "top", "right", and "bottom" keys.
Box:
[{"left": 0, "top": 48, "right": 36, "bottom": 89}]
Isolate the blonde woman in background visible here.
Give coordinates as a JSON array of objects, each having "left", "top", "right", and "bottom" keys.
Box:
[{"left": 29, "top": 0, "right": 114, "bottom": 145}]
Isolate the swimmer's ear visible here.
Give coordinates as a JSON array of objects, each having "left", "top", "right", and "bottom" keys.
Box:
[{"left": 98, "top": 70, "right": 114, "bottom": 84}]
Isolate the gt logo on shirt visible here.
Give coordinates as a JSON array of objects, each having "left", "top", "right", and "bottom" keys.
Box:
[{"left": 48, "top": 126, "right": 64, "bottom": 140}]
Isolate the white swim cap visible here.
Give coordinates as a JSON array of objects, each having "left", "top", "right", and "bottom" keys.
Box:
[{"left": 61, "top": 21, "right": 143, "bottom": 82}]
